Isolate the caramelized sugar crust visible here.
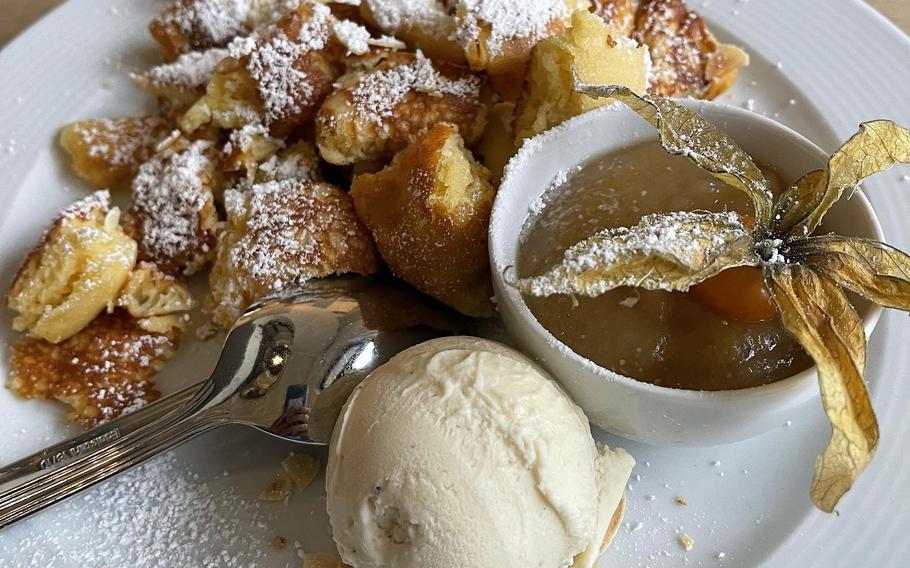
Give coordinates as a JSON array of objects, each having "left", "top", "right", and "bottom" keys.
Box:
[
  {"left": 9, "top": 310, "right": 180, "bottom": 426},
  {"left": 632, "top": 0, "right": 748, "bottom": 99}
]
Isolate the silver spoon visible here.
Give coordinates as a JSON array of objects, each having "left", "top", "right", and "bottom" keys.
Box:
[{"left": 0, "top": 276, "right": 461, "bottom": 529}]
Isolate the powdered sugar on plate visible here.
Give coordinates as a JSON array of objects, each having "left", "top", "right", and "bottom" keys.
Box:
[
  {"left": 351, "top": 50, "right": 483, "bottom": 125},
  {"left": 0, "top": 453, "right": 276, "bottom": 568}
]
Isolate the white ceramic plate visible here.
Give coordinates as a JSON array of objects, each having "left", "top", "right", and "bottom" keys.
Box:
[{"left": 1, "top": 1, "right": 909, "bottom": 566}]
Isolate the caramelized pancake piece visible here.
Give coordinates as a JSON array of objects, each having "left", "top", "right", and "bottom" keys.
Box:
[
  {"left": 633, "top": 0, "right": 748, "bottom": 99},
  {"left": 209, "top": 180, "right": 378, "bottom": 328},
  {"left": 590, "top": 0, "right": 636, "bottom": 35},
  {"left": 351, "top": 124, "right": 495, "bottom": 316},
  {"left": 223, "top": 124, "right": 285, "bottom": 176},
  {"left": 118, "top": 262, "right": 197, "bottom": 334},
  {"left": 7, "top": 192, "right": 138, "bottom": 344},
  {"left": 149, "top": 0, "right": 295, "bottom": 60},
  {"left": 223, "top": 127, "right": 323, "bottom": 182},
  {"left": 59, "top": 117, "right": 170, "bottom": 189},
  {"left": 359, "top": 0, "right": 466, "bottom": 63},
  {"left": 255, "top": 139, "right": 323, "bottom": 183},
  {"left": 453, "top": 0, "right": 588, "bottom": 100},
  {"left": 9, "top": 310, "right": 180, "bottom": 426},
  {"left": 514, "top": 10, "right": 649, "bottom": 145},
  {"left": 315, "top": 51, "right": 489, "bottom": 166},
  {"left": 132, "top": 47, "right": 230, "bottom": 116},
  {"left": 125, "top": 138, "right": 221, "bottom": 276},
  {"left": 180, "top": 2, "right": 345, "bottom": 138}
]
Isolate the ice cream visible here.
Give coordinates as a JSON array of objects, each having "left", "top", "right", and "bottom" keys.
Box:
[{"left": 326, "top": 336, "right": 634, "bottom": 568}]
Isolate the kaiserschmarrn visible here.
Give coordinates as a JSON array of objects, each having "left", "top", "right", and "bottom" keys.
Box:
[
  {"left": 351, "top": 123, "right": 495, "bottom": 317},
  {"left": 208, "top": 179, "right": 379, "bottom": 328},
  {"left": 7, "top": 192, "right": 138, "bottom": 344},
  {"left": 315, "top": 50, "right": 490, "bottom": 166},
  {"left": 8, "top": 0, "right": 751, "bottom": 426}
]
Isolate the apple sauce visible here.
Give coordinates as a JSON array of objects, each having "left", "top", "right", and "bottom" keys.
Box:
[{"left": 518, "top": 141, "right": 813, "bottom": 391}]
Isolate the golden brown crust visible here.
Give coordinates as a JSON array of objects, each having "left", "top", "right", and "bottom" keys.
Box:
[
  {"left": 8, "top": 310, "right": 179, "bottom": 426},
  {"left": 459, "top": 14, "right": 568, "bottom": 102},
  {"left": 591, "top": 0, "right": 637, "bottom": 36},
  {"left": 632, "top": 0, "right": 747, "bottom": 99},
  {"left": 315, "top": 51, "right": 490, "bottom": 166},
  {"left": 132, "top": 47, "right": 231, "bottom": 117},
  {"left": 454, "top": 0, "right": 587, "bottom": 101},
  {"left": 149, "top": 0, "right": 254, "bottom": 61},
  {"left": 704, "top": 42, "right": 750, "bottom": 100},
  {"left": 350, "top": 123, "right": 495, "bottom": 316},
  {"left": 208, "top": 180, "right": 379, "bottom": 328},
  {"left": 359, "top": 0, "right": 466, "bottom": 64},
  {"left": 59, "top": 117, "right": 170, "bottom": 190}
]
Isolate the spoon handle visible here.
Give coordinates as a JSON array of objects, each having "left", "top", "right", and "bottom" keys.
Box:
[
  {"left": 0, "top": 382, "right": 202, "bottom": 487},
  {"left": 0, "top": 381, "right": 220, "bottom": 529}
]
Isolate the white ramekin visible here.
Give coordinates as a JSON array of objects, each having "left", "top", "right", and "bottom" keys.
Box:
[{"left": 489, "top": 100, "right": 883, "bottom": 446}]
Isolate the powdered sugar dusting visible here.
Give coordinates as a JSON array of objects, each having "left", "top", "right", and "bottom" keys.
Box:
[
  {"left": 62, "top": 190, "right": 111, "bottom": 220},
  {"left": 161, "top": 0, "right": 253, "bottom": 46},
  {"left": 224, "top": 123, "right": 279, "bottom": 155},
  {"left": 130, "top": 141, "right": 215, "bottom": 272},
  {"left": 455, "top": 0, "right": 569, "bottom": 57},
  {"left": 364, "top": 0, "right": 452, "bottom": 34},
  {"left": 333, "top": 20, "right": 371, "bottom": 55},
  {"left": 231, "top": 3, "right": 333, "bottom": 126},
  {"left": 351, "top": 50, "right": 483, "bottom": 125},
  {"left": 134, "top": 47, "right": 229, "bottom": 89},
  {"left": 0, "top": 453, "right": 277, "bottom": 567},
  {"left": 226, "top": 180, "right": 340, "bottom": 287},
  {"left": 520, "top": 210, "right": 753, "bottom": 297},
  {"left": 72, "top": 118, "right": 165, "bottom": 168}
]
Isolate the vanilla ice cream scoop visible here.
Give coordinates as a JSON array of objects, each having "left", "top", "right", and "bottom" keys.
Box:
[{"left": 326, "top": 336, "right": 634, "bottom": 568}]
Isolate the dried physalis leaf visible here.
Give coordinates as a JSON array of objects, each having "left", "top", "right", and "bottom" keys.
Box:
[
  {"left": 258, "top": 471, "right": 294, "bottom": 502},
  {"left": 767, "top": 265, "right": 878, "bottom": 512},
  {"left": 282, "top": 453, "right": 321, "bottom": 491},
  {"left": 572, "top": 81, "right": 774, "bottom": 229},
  {"left": 772, "top": 120, "right": 910, "bottom": 237},
  {"left": 516, "top": 211, "right": 757, "bottom": 298},
  {"left": 792, "top": 236, "right": 910, "bottom": 311}
]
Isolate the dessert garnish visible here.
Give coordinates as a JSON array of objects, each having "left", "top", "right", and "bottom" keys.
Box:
[{"left": 516, "top": 81, "right": 910, "bottom": 512}]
